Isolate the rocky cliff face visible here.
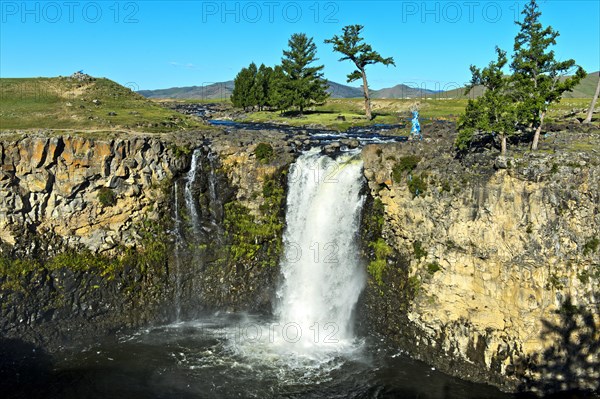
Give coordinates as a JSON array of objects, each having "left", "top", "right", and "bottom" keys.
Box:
[
  {"left": 0, "top": 130, "right": 295, "bottom": 347},
  {"left": 0, "top": 133, "right": 188, "bottom": 254},
  {"left": 0, "top": 132, "right": 193, "bottom": 348},
  {"left": 360, "top": 130, "right": 600, "bottom": 393}
]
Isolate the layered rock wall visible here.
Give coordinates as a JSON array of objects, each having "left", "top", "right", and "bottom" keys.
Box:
[
  {"left": 360, "top": 137, "right": 600, "bottom": 393},
  {"left": 0, "top": 134, "right": 187, "bottom": 254}
]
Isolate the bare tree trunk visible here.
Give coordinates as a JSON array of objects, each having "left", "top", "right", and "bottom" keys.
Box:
[
  {"left": 360, "top": 69, "right": 372, "bottom": 120},
  {"left": 501, "top": 134, "right": 507, "bottom": 156},
  {"left": 584, "top": 73, "right": 600, "bottom": 123},
  {"left": 531, "top": 110, "right": 546, "bottom": 150}
]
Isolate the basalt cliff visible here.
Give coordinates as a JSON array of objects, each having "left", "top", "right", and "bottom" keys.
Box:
[
  {"left": 359, "top": 127, "right": 599, "bottom": 394},
  {"left": 1, "top": 125, "right": 598, "bottom": 395}
]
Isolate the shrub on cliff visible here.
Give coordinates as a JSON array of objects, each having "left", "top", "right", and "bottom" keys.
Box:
[
  {"left": 254, "top": 143, "right": 274, "bottom": 163},
  {"left": 392, "top": 155, "right": 421, "bottom": 183},
  {"left": 97, "top": 187, "right": 116, "bottom": 207},
  {"left": 407, "top": 174, "right": 427, "bottom": 197}
]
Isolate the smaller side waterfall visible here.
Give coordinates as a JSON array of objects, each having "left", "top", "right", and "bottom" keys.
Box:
[
  {"left": 205, "top": 151, "right": 224, "bottom": 240},
  {"left": 185, "top": 148, "right": 202, "bottom": 237}
]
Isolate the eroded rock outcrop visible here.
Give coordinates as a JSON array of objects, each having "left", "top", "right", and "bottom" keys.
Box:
[
  {"left": 360, "top": 132, "right": 600, "bottom": 393},
  {"left": 0, "top": 130, "right": 296, "bottom": 346},
  {"left": 0, "top": 132, "right": 194, "bottom": 349},
  {"left": 0, "top": 134, "right": 188, "bottom": 254}
]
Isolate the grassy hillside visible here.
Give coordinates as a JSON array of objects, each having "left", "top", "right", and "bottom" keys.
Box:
[
  {"left": 441, "top": 71, "right": 599, "bottom": 99},
  {"left": 0, "top": 77, "right": 205, "bottom": 132},
  {"left": 238, "top": 96, "right": 596, "bottom": 130},
  {"left": 562, "top": 71, "right": 599, "bottom": 98},
  {"left": 239, "top": 98, "right": 469, "bottom": 130}
]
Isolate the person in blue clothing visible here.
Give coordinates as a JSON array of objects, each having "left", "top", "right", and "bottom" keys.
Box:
[{"left": 411, "top": 110, "right": 422, "bottom": 140}]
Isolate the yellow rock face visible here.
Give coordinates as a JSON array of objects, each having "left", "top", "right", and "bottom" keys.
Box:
[
  {"left": 362, "top": 141, "right": 600, "bottom": 391},
  {"left": 0, "top": 135, "right": 183, "bottom": 254}
]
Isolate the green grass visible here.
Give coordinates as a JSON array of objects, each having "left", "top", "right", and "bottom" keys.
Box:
[
  {"left": 0, "top": 77, "right": 205, "bottom": 132},
  {"left": 3, "top": 77, "right": 595, "bottom": 132},
  {"left": 368, "top": 238, "right": 393, "bottom": 286},
  {"left": 238, "top": 98, "right": 469, "bottom": 130}
]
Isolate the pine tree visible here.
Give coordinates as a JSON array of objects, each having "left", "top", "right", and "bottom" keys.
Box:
[
  {"left": 511, "top": 0, "right": 586, "bottom": 150},
  {"left": 280, "top": 33, "right": 329, "bottom": 114},
  {"left": 325, "top": 25, "right": 395, "bottom": 120},
  {"left": 254, "top": 64, "right": 273, "bottom": 111},
  {"left": 268, "top": 65, "right": 291, "bottom": 112},
  {"left": 457, "top": 48, "right": 516, "bottom": 155},
  {"left": 231, "top": 62, "right": 258, "bottom": 110}
]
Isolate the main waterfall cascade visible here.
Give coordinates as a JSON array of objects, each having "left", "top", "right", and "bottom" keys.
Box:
[
  {"left": 175, "top": 147, "right": 367, "bottom": 361},
  {"left": 276, "top": 148, "right": 367, "bottom": 349}
]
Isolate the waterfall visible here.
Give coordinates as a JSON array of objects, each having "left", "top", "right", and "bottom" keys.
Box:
[
  {"left": 275, "top": 148, "right": 366, "bottom": 351},
  {"left": 173, "top": 180, "right": 182, "bottom": 321},
  {"left": 185, "top": 148, "right": 202, "bottom": 236}
]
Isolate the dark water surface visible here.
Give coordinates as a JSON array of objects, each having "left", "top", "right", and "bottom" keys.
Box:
[{"left": 3, "top": 314, "right": 516, "bottom": 399}]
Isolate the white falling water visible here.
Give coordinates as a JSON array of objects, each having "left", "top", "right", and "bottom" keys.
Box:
[
  {"left": 275, "top": 148, "right": 366, "bottom": 353},
  {"left": 185, "top": 148, "right": 202, "bottom": 236},
  {"left": 173, "top": 180, "right": 182, "bottom": 321}
]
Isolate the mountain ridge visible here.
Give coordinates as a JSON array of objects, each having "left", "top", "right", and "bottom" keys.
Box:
[{"left": 138, "top": 72, "right": 599, "bottom": 100}]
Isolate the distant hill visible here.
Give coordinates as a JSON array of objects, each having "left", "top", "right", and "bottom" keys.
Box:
[
  {"left": 371, "top": 84, "right": 438, "bottom": 99},
  {"left": 562, "top": 71, "right": 599, "bottom": 98},
  {"left": 327, "top": 81, "right": 363, "bottom": 98},
  {"left": 139, "top": 81, "right": 437, "bottom": 100},
  {"left": 440, "top": 71, "right": 599, "bottom": 99},
  {"left": 138, "top": 81, "right": 234, "bottom": 100},
  {"left": 140, "top": 80, "right": 363, "bottom": 100}
]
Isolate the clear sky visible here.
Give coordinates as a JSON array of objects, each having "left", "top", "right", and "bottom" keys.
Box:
[{"left": 1, "top": 0, "right": 598, "bottom": 91}]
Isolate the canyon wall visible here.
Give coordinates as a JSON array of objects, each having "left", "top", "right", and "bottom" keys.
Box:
[
  {"left": 2, "top": 128, "right": 598, "bottom": 394},
  {"left": 360, "top": 133, "right": 600, "bottom": 393},
  {"left": 0, "top": 131, "right": 293, "bottom": 348}
]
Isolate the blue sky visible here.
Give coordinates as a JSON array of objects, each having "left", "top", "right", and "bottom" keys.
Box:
[{"left": 1, "top": 0, "right": 598, "bottom": 90}]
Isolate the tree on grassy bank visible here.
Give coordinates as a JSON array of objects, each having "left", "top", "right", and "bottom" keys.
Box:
[
  {"left": 457, "top": 48, "right": 516, "bottom": 156},
  {"left": 511, "top": 0, "right": 585, "bottom": 150},
  {"left": 231, "top": 62, "right": 257, "bottom": 111},
  {"left": 325, "top": 25, "right": 395, "bottom": 120},
  {"left": 231, "top": 34, "right": 328, "bottom": 114},
  {"left": 280, "top": 33, "right": 329, "bottom": 114},
  {"left": 231, "top": 63, "right": 277, "bottom": 111},
  {"left": 457, "top": 0, "right": 585, "bottom": 153}
]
